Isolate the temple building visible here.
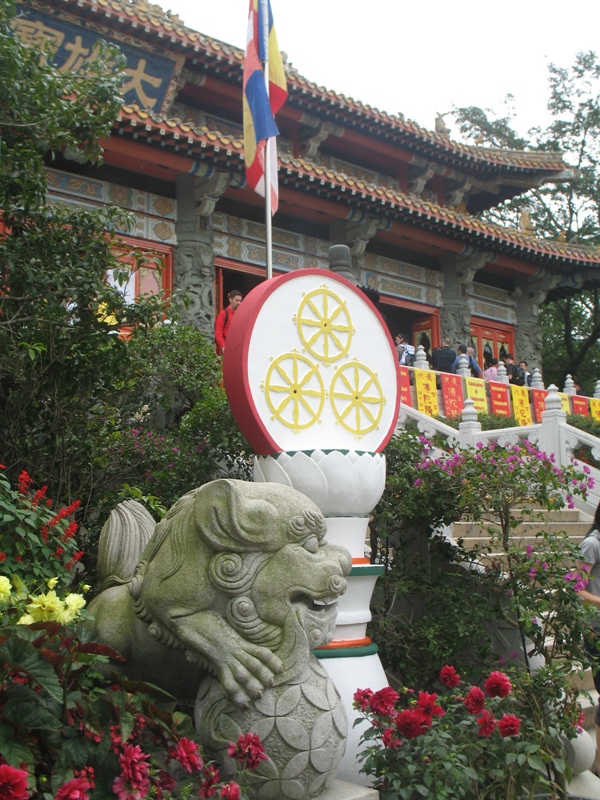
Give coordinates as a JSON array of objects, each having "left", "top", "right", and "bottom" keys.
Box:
[{"left": 16, "top": 0, "right": 600, "bottom": 370}]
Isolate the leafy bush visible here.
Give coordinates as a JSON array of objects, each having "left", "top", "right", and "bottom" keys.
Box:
[
  {"left": 433, "top": 411, "right": 519, "bottom": 430},
  {"left": 354, "top": 667, "right": 579, "bottom": 799}
]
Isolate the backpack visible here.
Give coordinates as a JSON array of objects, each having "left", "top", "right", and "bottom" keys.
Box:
[
  {"left": 400, "top": 345, "right": 415, "bottom": 367},
  {"left": 513, "top": 366, "right": 526, "bottom": 386}
]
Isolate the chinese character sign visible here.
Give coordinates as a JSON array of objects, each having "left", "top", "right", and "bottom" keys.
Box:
[
  {"left": 489, "top": 382, "right": 511, "bottom": 417},
  {"left": 531, "top": 389, "right": 548, "bottom": 423},
  {"left": 440, "top": 374, "right": 464, "bottom": 418},
  {"left": 14, "top": 6, "right": 180, "bottom": 112},
  {"left": 399, "top": 367, "right": 412, "bottom": 408},
  {"left": 510, "top": 385, "right": 532, "bottom": 426},
  {"left": 465, "top": 378, "right": 487, "bottom": 413},
  {"left": 415, "top": 370, "right": 439, "bottom": 417},
  {"left": 591, "top": 398, "right": 600, "bottom": 422},
  {"left": 557, "top": 393, "right": 572, "bottom": 414},
  {"left": 571, "top": 396, "right": 589, "bottom": 416}
]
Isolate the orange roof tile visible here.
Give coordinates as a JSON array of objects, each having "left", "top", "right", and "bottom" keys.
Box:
[{"left": 113, "top": 105, "right": 600, "bottom": 268}]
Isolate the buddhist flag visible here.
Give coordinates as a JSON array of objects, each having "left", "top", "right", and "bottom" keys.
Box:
[{"left": 243, "top": 0, "right": 287, "bottom": 213}]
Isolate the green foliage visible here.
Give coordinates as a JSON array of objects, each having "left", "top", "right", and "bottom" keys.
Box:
[
  {"left": 434, "top": 411, "right": 519, "bottom": 430},
  {"left": 371, "top": 432, "right": 593, "bottom": 699},
  {"left": 0, "top": 0, "right": 125, "bottom": 217},
  {"left": 0, "top": 0, "right": 168, "bottom": 522},
  {"left": 453, "top": 52, "right": 600, "bottom": 392},
  {"left": 117, "top": 325, "right": 252, "bottom": 511}
]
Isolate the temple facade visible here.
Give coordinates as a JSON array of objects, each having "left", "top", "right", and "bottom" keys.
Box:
[{"left": 16, "top": 0, "right": 600, "bottom": 371}]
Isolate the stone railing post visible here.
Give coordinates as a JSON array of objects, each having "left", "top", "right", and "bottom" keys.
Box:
[
  {"left": 531, "top": 368, "right": 544, "bottom": 390},
  {"left": 497, "top": 362, "right": 510, "bottom": 385},
  {"left": 456, "top": 354, "right": 471, "bottom": 378},
  {"left": 594, "top": 380, "right": 600, "bottom": 400},
  {"left": 540, "top": 384, "right": 567, "bottom": 463},
  {"left": 414, "top": 345, "right": 429, "bottom": 370},
  {"left": 564, "top": 374, "right": 576, "bottom": 396},
  {"left": 458, "top": 397, "right": 482, "bottom": 448}
]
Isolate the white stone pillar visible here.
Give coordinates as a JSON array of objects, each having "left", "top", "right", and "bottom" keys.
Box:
[
  {"left": 456, "top": 354, "right": 471, "bottom": 378},
  {"left": 564, "top": 374, "right": 576, "bottom": 395},
  {"left": 530, "top": 368, "right": 544, "bottom": 390},
  {"left": 497, "top": 362, "right": 510, "bottom": 385},
  {"left": 458, "top": 397, "right": 482, "bottom": 447},
  {"left": 414, "top": 344, "right": 429, "bottom": 370},
  {"left": 539, "top": 385, "right": 567, "bottom": 461}
]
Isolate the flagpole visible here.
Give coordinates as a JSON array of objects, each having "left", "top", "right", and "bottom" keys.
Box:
[{"left": 259, "top": 0, "right": 273, "bottom": 279}]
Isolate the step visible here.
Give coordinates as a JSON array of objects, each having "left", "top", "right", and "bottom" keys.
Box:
[{"left": 454, "top": 521, "right": 590, "bottom": 539}]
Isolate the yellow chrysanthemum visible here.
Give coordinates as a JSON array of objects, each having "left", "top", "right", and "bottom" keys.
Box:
[
  {"left": 27, "top": 590, "right": 64, "bottom": 622},
  {"left": 81, "top": 584, "right": 91, "bottom": 594},
  {"left": 17, "top": 613, "right": 35, "bottom": 625},
  {"left": 47, "top": 577, "right": 58, "bottom": 589},
  {"left": 55, "top": 593, "right": 86, "bottom": 624},
  {"left": 0, "top": 576, "right": 11, "bottom": 603}
]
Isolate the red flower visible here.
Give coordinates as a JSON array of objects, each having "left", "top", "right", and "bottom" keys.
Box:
[
  {"left": 353, "top": 688, "right": 374, "bottom": 711},
  {"left": 415, "top": 691, "right": 445, "bottom": 720},
  {"left": 199, "top": 765, "right": 220, "bottom": 798},
  {"left": 439, "top": 665, "right": 460, "bottom": 688},
  {"left": 395, "top": 708, "right": 430, "bottom": 739},
  {"left": 169, "top": 737, "right": 203, "bottom": 773},
  {"left": 118, "top": 744, "right": 150, "bottom": 791},
  {"left": 55, "top": 776, "right": 93, "bottom": 800},
  {"left": 0, "top": 765, "right": 29, "bottom": 800},
  {"left": 369, "top": 686, "right": 399, "bottom": 716},
  {"left": 381, "top": 727, "right": 402, "bottom": 749},
  {"left": 112, "top": 776, "right": 149, "bottom": 800},
  {"left": 0, "top": 553, "right": 5, "bottom": 562},
  {"left": 463, "top": 686, "right": 485, "bottom": 714},
  {"left": 219, "top": 783, "right": 241, "bottom": 800},
  {"left": 227, "top": 733, "right": 267, "bottom": 770},
  {"left": 476, "top": 709, "right": 496, "bottom": 737},
  {"left": 497, "top": 713, "right": 521, "bottom": 737},
  {"left": 484, "top": 671, "right": 512, "bottom": 698},
  {"left": 17, "top": 471, "right": 33, "bottom": 496}
]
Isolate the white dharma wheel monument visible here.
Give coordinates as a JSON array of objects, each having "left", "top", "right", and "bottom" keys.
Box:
[{"left": 224, "top": 269, "right": 399, "bottom": 785}]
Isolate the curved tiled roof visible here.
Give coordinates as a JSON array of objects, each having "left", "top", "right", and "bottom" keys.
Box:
[
  {"left": 60, "top": 0, "right": 570, "bottom": 177},
  {"left": 114, "top": 105, "right": 600, "bottom": 268}
]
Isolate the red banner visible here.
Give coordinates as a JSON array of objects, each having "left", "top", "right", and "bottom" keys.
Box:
[
  {"left": 489, "top": 382, "right": 511, "bottom": 417},
  {"left": 441, "top": 374, "right": 464, "bottom": 418},
  {"left": 531, "top": 389, "right": 548, "bottom": 423},
  {"left": 572, "top": 396, "right": 589, "bottom": 416},
  {"left": 399, "top": 366, "right": 412, "bottom": 407}
]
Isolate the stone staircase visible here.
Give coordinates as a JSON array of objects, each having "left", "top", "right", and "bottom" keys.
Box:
[{"left": 451, "top": 508, "right": 593, "bottom": 558}]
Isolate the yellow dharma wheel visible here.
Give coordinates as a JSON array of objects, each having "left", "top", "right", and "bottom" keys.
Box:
[
  {"left": 330, "top": 362, "right": 385, "bottom": 436},
  {"left": 296, "top": 287, "right": 352, "bottom": 363},
  {"left": 264, "top": 353, "right": 325, "bottom": 430}
]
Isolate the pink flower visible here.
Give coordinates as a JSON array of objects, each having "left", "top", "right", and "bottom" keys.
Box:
[
  {"left": 395, "top": 708, "right": 430, "bottom": 739},
  {"left": 439, "top": 665, "right": 460, "bottom": 688},
  {"left": 353, "top": 688, "right": 374, "bottom": 711},
  {"left": 169, "top": 737, "right": 203, "bottom": 773},
  {"left": 0, "top": 765, "right": 29, "bottom": 800},
  {"left": 55, "top": 777, "right": 93, "bottom": 800},
  {"left": 484, "top": 671, "right": 512, "bottom": 698},
  {"left": 369, "top": 687, "right": 399, "bottom": 716},
  {"left": 227, "top": 733, "right": 267, "bottom": 770},
  {"left": 497, "top": 713, "right": 521, "bottom": 737},
  {"left": 219, "top": 783, "right": 241, "bottom": 800},
  {"left": 199, "top": 765, "right": 220, "bottom": 798},
  {"left": 463, "top": 686, "right": 485, "bottom": 714},
  {"left": 415, "top": 691, "right": 445, "bottom": 720},
  {"left": 477, "top": 709, "right": 496, "bottom": 737}
]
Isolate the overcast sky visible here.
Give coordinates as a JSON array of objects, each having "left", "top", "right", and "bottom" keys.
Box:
[{"left": 163, "top": 0, "right": 600, "bottom": 141}]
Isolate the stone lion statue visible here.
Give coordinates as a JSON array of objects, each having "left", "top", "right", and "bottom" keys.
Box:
[{"left": 89, "top": 479, "right": 352, "bottom": 709}]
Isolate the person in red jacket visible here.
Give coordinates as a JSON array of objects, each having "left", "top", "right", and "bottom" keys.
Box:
[{"left": 214, "top": 289, "right": 242, "bottom": 355}]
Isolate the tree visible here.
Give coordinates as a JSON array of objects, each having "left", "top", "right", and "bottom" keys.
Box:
[
  {"left": 0, "top": 0, "right": 165, "bottom": 518},
  {"left": 453, "top": 52, "right": 600, "bottom": 392}
]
